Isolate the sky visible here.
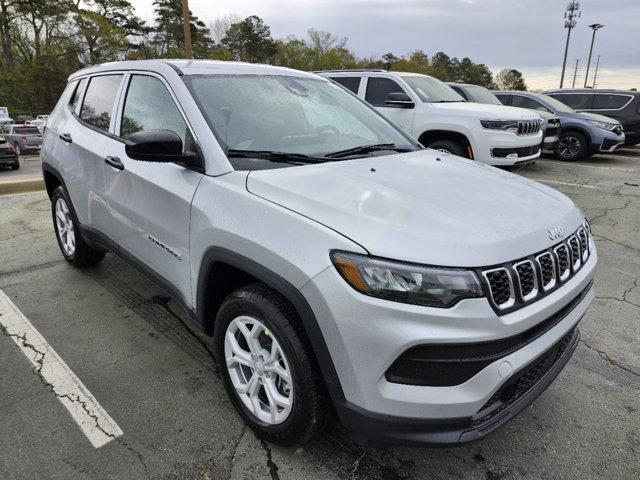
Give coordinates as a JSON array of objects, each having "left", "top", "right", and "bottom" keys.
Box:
[{"left": 129, "top": 0, "right": 639, "bottom": 90}]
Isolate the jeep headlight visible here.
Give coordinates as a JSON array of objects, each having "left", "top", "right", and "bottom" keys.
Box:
[
  {"left": 480, "top": 120, "right": 519, "bottom": 133},
  {"left": 330, "top": 251, "right": 483, "bottom": 308},
  {"left": 588, "top": 119, "right": 618, "bottom": 131}
]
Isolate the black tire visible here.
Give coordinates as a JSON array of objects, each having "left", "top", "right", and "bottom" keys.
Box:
[
  {"left": 554, "top": 131, "right": 588, "bottom": 161},
  {"left": 425, "top": 139, "right": 468, "bottom": 158},
  {"left": 11, "top": 161, "right": 19, "bottom": 170},
  {"left": 51, "top": 185, "right": 105, "bottom": 268},
  {"left": 214, "top": 283, "right": 328, "bottom": 446}
]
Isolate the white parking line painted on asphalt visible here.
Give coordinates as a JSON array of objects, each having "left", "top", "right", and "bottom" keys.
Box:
[
  {"left": 0, "top": 289, "right": 123, "bottom": 448},
  {"left": 539, "top": 160, "right": 637, "bottom": 172},
  {"left": 528, "top": 178, "right": 598, "bottom": 189}
]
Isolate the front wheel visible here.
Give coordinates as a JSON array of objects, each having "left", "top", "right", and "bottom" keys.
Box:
[
  {"left": 555, "top": 132, "right": 588, "bottom": 161},
  {"left": 51, "top": 186, "right": 105, "bottom": 267},
  {"left": 214, "top": 284, "right": 328, "bottom": 446},
  {"left": 11, "top": 161, "right": 19, "bottom": 170},
  {"left": 425, "top": 139, "right": 468, "bottom": 158}
]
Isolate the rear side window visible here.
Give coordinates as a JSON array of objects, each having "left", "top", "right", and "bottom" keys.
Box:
[
  {"left": 511, "top": 95, "right": 548, "bottom": 111},
  {"left": 592, "top": 94, "right": 633, "bottom": 110},
  {"left": 331, "top": 77, "right": 361, "bottom": 94},
  {"left": 120, "top": 75, "right": 190, "bottom": 152},
  {"left": 550, "top": 93, "right": 593, "bottom": 110},
  {"left": 494, "top": 94, "right": 511, "bottom": 106},
  {"left": 70, "top": 78, "right": 87, "bottom": 112},
  {"left": 80, "top": 75, "right": 123, "bottom": 132},
  {"left": 365, "top": 77, "right": 405, "bottom": 107}
]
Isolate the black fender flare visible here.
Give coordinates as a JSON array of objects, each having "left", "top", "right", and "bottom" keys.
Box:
[{"left": 195, "top": 247, "right": 345, "bottom": 404}]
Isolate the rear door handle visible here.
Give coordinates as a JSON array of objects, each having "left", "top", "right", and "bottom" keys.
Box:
[
  {"left": 105, "top": 156, "right": 124, "bottom": 170},
  {"left": 59, "top": 133, "right": 72, "bottom": 143}
]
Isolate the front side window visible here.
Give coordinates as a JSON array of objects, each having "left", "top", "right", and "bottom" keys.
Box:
[
  {"left": 80, "top": 75, "right": 123, "bottom": 132},
  {"left": 592, "top": 94, "right": 633, "bottom": 110},
  {"left": 121, "top": 75, "right": 190, "bottom": 152},
  {"left": 365, "top": 77, "right": 406, "bottom": 107},
  {"left": 550, "top": 93, "right": 592, "bottom": 110},
  {"left": 401, "top": 75, "right": 464, "bottom": 103},
  {"left": 331, "top": 77, "right": 361, "bottom": 94},
  {"left": 186, "top": 75, "right": 416, "bottom": 162},
  {"left": 511, "top": 95, "right": 548, "bottom": 111}
]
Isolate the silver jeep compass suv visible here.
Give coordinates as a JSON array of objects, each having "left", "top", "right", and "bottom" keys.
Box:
[{"left": 42, "top": 60, "right": 596, "bottom": 447}]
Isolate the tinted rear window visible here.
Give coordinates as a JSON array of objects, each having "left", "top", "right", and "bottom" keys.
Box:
[
  {"left": 592, "top": 94, "right": 633, "bottom": 110},
  {"left": 549, "top": 93, "right": 593, "bottom": 110},
  {"left": 80, "top": 75, "right": 123, "bottom": 131},
  {"left": 331, "top": 77, "right": 361, "bottom": 94}
]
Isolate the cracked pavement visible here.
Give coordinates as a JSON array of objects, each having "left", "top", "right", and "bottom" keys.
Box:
[{"left": 0, "top": 148, "right": 639, "bottom": 479}]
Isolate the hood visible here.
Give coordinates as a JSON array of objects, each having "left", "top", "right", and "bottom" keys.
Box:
[
  {"left": 432, "top": 102, "right": 541, "bottom": 120},
  {"left": 575, "top": 111, "right": 622, "bottom": 124},
  {"left": 246, "top": 150, "right": 584, "bottom": 267}
]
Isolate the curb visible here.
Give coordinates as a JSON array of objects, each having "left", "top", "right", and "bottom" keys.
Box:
[{"left": 0, "top": 178, "right": 45, "bottom": 196}]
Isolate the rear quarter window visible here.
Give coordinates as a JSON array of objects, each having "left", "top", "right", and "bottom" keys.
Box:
[
  {"left": 592, "top": 94, "right": 633, "bottom": 110},
  {"left": 330, "top": 77, "right": 361, "bottom": 94}
]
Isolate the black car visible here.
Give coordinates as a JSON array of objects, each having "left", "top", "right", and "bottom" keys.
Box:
[
  {"left": 0, "top": 135, "right": 19, "bottom": 170},
  {"left": 544, "top": 89, "right": 640, "bottom": 145}
]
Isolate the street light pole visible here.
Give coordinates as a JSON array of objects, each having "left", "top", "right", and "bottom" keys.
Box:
[
  {"left": 584, "top": 23, "right": 604, "bottom": 87},
  {"left": 592, "top": 55, "right": 601, "bottom": 88},
  {"left": 560, "top": 1, "right": 581, "bottom": 89},
  {"left": 181, "top": 0, "right": 193, "bottom": 59},
  {"left": 572, "top": 59, "right": 580, "bottom": 88}
]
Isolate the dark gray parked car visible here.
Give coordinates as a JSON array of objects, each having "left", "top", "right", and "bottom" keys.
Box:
[
  {"left": 0, "top": 124, "right": 42, "bottom": 155},
  {"left": 0, "top": 134, "right": 19, "bottom": 169},
  {"left": 494, "top": 91, "right": 625, "bottom": 161},
  {"left": 448, "top": 83, "right": 561, "bottom": 151},
  {"left": 544, "top": 89, "right": 640, "bottom": 146}
]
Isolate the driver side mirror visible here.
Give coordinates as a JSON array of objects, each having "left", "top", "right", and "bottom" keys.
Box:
[
  {"left": 385, "top": 92, "right": 415, "bottom": 109},
  {"left": 125, "top": 130, "right": 199, "bottom": 167}
]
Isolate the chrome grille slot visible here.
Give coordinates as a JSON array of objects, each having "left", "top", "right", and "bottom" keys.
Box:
[
  {"left": 554, "top": 244, "right": 571, "bottom": 281},
  {"left": 483, "top": 268, "right": 515, "bottom": 309},
  {"left": 536, "top": 252, "right": 556, "bottom": 291},
  {"left": 568, "top": 235, "right": 581, "bottom": 271},
  {"left": 514, "top": 260, "right": 538, "bottom": 301},
  {"left": 577, "top": 227, "right": 589, "bottom": 261},
  {"left": 517, "top": 120, "right": 541, "bottom": 136}
]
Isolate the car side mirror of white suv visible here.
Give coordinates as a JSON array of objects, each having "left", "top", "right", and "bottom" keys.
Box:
[
  {"left": 385, "top": 92, "right": 415, "bottom": 109},
  {"left": 125, "top": 130, "right": 200, "bottom": 167}
]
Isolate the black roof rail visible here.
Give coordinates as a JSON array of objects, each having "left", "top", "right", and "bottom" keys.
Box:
[{"left": 313, "top": 69, "right": 387, "bottom": 73}]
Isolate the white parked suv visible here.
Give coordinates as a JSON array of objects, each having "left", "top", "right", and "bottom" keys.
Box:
[
  {"left": 42, "top": 60, "right": 596, "bottom": 447},
  {"left": 318, "top": 70, "right": 543, "bottom": 167}
]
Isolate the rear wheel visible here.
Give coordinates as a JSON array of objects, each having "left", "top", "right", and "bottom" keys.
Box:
[
  {"left": 51, "top": 186, "right": 105, "bottom": 267},
  {"left": 425, "top": 139, "right": 468, "bottom": 158},
  {"left": 214, "top": 284, "right": 328, "bottom": 446},
  {"left": 555, "top": 132, "right": 588, "bottom": 161},
  {"left": 11, "top": 161, "right": 19, "bottom": 170}
]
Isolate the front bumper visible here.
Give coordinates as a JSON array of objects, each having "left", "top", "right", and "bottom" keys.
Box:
[
  {"left": 0, "top": 153, "right": 18, "bottom": 165},
  {"left": 303, "top": 239, "right": 596, "bottom": 446},
  {"left": 543, "top": 135, "right": 560, "bottom": 150},
  {"left": 470, "top": 127, "right": 543, "bottom": 166}
]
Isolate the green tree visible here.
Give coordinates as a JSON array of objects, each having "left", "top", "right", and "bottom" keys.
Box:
[
  {"left": 151, "top": 0, "right": 212, "bottom": 58},
  {"left": 221, "top": 15, "right": 277, "bottom": 63},
  {"left": 495, "top": 68, "right": 527, "bottom": 90}
]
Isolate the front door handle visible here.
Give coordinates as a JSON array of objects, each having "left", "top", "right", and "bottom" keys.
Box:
[
  {"left": 105, "top": 156, "right": 124, "bottom": 170},
  {"left": 59, "top": 133, "right": 72, "bottom": 143}
]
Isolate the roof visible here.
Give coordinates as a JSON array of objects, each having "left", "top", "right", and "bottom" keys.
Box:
[
  {"left": 544, "top": 88, "right": 640, "bottom": 95},
  {"left": 69, "top": 59, "right": 320, "bottom": 81}
]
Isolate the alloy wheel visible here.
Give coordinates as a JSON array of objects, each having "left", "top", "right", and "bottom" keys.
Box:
[
  {"left": 55, "top": 198, "right": 76, "bottom": 256},
  {"left": 558, "top": 136, "right": 581, "bottom": 159},
  {"left": 224, "top": 315, "right": 293, "bottom": 425}
]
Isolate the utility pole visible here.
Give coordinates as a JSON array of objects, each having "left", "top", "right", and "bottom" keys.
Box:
[
  {"left": 592, "top": 55, "right": 601, "bottom": 88},
  {"left": 560, "top": 1, "right": 581, "bottom": 89},
  {"left": 571, "top": 59, "right": 580, "bottom": 88},
  {"left": 181, "top": 0, "right": 193, "bottom": 59},
  {"left": 584, "top": 23, "right": 604, "bottom": 87}
]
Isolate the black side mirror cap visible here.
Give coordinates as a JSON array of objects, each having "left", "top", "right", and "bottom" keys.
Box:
[
  {"left": 125, "top": 130, "right": 199, "bottom": 166},
  {"left": 385, "top": 92, "right": 415, "bottom": 108}
]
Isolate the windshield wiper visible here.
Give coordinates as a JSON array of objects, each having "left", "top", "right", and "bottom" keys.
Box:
[
  {"left": 324, "top": 143, "right": 414, "bottom": 159},
  {"left": 227, "top": 149, "right": 328, "bottom": 164}
]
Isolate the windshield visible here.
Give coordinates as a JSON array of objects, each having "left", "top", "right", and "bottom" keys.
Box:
[
  {"left": 535, "top": 93, "right": 575, "bottom": 113},
  {"left": 464, "top": 85, "right": 502, "bottom": 105},
  {"left": 185, "top": 75, "right": 417, "bottom": 164},
  {"left": 401, "top": 75, "right": 464, "bottom": 103},
  {"left": 14, "top": 127, "right": 40, "bottom": 134}
]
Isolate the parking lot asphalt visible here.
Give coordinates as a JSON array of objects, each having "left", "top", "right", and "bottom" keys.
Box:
[{"left": 0, "top": 148, "right": 639, "bottom": 480}]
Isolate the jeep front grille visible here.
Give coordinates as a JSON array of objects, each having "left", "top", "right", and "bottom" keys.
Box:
[
  {"left": 481, "top": 222, "right": 592, "bottom": 313},
  {"left": 517, "top": 120, "right": 542, "bottom": 136}
]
